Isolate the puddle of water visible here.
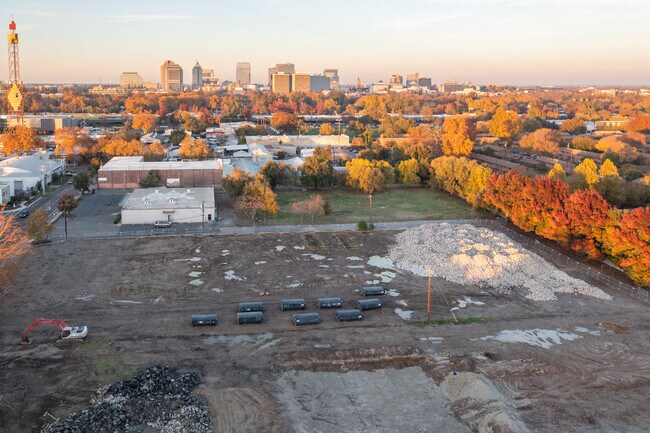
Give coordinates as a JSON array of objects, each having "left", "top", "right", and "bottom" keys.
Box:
[
  {"left": 189, "top": 279, "right": 204, "bottom": 286},
  {"left": 75, "top": 295, "right": 95, "bottom": 302},
  {"left": 347, "top": 265, "right": 365, "bottom": 269},
  {"left": 293, "top": 246, "right": 305, "bottom": 250},
  {"left": 189, "top": 271, "right": 203, "bottom": 278},
  {"left": 395, "top": 308, "right": 413, "bottom": 320},
  {"left": 275, "top": 246, "right": 286, "bottom": 252},
  {"left": 367, "top": 255, "right": 396, "bottom": 270},
  {"left": 376, "top": 271, "right": 397, "bottom": 283},
  {"left": 451, "top": 296, "right": 486, "bottom": 311},
  {"left": 575, "top": 327, "right": 600, "bottom": 336},
  {"left": 175, "top": 257, "right": 201, "bottom": 262},
  {"left": 481, "top": 329, "right": 582, "bottom": 349},
  {"left": 386, "top": 289, "right": 400, "bottom": 297},
  {"left": 225, "top": 270, "right": 246, "bottom": 281},
  {"left": 302, "top": 254, "right": 326, "bottom": 260},
  {"left": 346, "top": 256, "right": 362, "bottom": 261}
]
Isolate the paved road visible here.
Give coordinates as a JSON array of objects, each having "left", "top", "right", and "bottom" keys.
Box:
[{"left": 10, "top": 182, "right": 75, "bottom": 229}]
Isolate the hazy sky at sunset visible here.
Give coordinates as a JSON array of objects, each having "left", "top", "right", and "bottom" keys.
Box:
[{"left": 2, "top": 0, "right": 650, "bottom": 85}]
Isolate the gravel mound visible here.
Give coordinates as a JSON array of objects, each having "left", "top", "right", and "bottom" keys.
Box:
[
  {"left": 41, "top": 365, "right": 212, "bottom": 433},
  {"left": 389, "top": 223, "right": 611, "bottom": 301}
]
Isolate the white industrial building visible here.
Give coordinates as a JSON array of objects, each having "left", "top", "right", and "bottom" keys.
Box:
[
  {"left": 0, "top": 151, "right": 64, "bottom": 197},
  {"left": 121, "top": 187, "right": 216, "bottom": 225},
  {"left": 0, "top": 183, "right": 9, "bottom": 205}
]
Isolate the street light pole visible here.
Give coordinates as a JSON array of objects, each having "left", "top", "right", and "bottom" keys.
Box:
[
  {"left": 368, "top": 194, "right": 373, "bottom": 224},
  {"left": 427, "top": 268, "right": 432, "bottom": 324},
  {"left": 201, "top": 199, "right": 205, "bottom": 233}
]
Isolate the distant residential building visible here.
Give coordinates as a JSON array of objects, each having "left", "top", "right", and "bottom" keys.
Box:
[
  {"left": 89, "top": 85, "right": 126, "bottom": 95},
  {"left": 389, "top": 74, "right": 403, "bottom": 85},
  {"left": 236, "top": 62, "right": 251, "bottom": 85},
  {"left": 406, "top": 73, "right": 419, "bottom": 87},
  {"left": 310, "top": 75, "right": 331, "bottom": 92},
  {"left": 120, "top": 72, "right": 144, "bottom": 89},
  {"left": 192, "top": 62, "right": 203, "bottom": 90},
  {"left": 438, "top": 81, "right": 465, "bottom": 93},
  {"left": 272, "top": 73, "right": 291, "bottom": 94},
  {"left": 160, "top": 60, "right": 183, "bottom": 92},
  {"left": 292, "top": 73, "right": 311, "bottom": 93},
  {"left": 268, "top": 63, "right": 295, "bottom": 85},
  {"left": 323, "top": 69, "right": 339, "bottom": 87}
]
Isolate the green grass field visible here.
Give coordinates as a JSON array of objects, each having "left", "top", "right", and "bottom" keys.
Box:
[{"left": 237, "top": 187, "right": 477, "bottom": 226}]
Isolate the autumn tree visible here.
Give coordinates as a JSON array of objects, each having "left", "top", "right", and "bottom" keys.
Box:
[
  {"left": 599, "top": 159, "right": 619, "bottom": 178},
  {"left": 547, "top": 163, "right": 567, "bottom": 182},
  {"left": 270, "top": 112, "right": 300, "bottom": 134},
  {"left": 54, "top": 127, "right": 92, "bottom": 157},
  {"left": 72, "top": 173, "right": 91, "bottom": 193},
  {"left": 603, "top": 207, "right": 650, "bottom": 286},
  {"left": 291, "top": 194, "right": 326, "bottom": 223},
  {"left": 627, "top": 115, "right": 650, "bottom": 133},
  {"left": 260, "top": 161, "right": 299, "bottom": 189},
  {"left": 440, "top": 115, "right": 474, "bottom": 157},
  {"left": 222, "top": 168, "right": 256, "bottom": 197},
  {"left": 560, "top": 118, "right": 587, "bottom": 135},
  {"left": 179, "top": 137, "right": 210, "bottom": 160},
  {"left": 144, "top": 141, "right": 167, "bottom": 161},
  {"left": 131, "top": 112, "right": 157, "bottom": 133},
  {"left": 570, "top": 136, "right": 597, "bottom": 151},
  {"left": 573, "top": 158, "right": 599, "bottom": 188},
  {"left": 519, "top": 128, "right": 562, "bottom": 154},
  {"left": 26, "top": 208, "right": 54, "bottom": 244},
  {"left": 595, "top": 136, "right": 639, "bottom": 163},
  {"left": 0, "top": 208, "right": 32, "bottom": 289},
  {"left": 169, "top": 130, "right": 187, "bottom": 146},
  {"left": 235, "top": 178, "right": 278, "bottom": 226},
  {"left": 489, "top": 108, "right": 522, "bottom": 143},
  {"left": 101, "top": 138, "right": 144, "bottom": 157},
  {"left": 57, "top": 194, "right": 78, "bottom": 239},
  {"left": 0, "top": 125, "right": 44, "bottom": 155},
  {"left": 319, "top": 123, "right": 335, "bottom": 135},
  {"left": 565, "top": 189, "right": 610, "bottom": 259},
  {"left": 397, "top": 158, "right": 421, "bottom": 185},
  {"left": 300, "top": 147, "right": 335, "bottom": 189},
  {"left": 430, "top": 156, "right": 492, "bottom": 207},
  {"left": 345, "top": 158, "right": 392, "bottom": 194}
]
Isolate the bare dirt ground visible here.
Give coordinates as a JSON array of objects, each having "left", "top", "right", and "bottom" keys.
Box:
[{"left": 1, "top": 226, "right": 649, "bottom": 432}]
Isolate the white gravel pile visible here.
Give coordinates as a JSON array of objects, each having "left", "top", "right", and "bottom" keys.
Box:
[{"left": 388, "top": 223, "right": 611, "bottom": 301}]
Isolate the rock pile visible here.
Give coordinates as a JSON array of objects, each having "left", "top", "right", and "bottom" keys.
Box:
[
  {"left": 389, "top": 223, "right": 612, "bottom": 301},
  {"left": 41, "top": 365, "right": 212, "bottom": 433}
]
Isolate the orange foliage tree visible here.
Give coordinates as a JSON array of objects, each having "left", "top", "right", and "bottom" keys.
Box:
[
  {"left": 179, "top": 137, "right": 210, "bottom": 160},
  {"left": 132, "top": 112, "right": 157, "bottom": 133},
  {"left": 604, "top": 207, "right": 650, "bottom": 286},
  {"left": 440, "top": 115, "right": 475, "bottom": 157},
  {"left": 0, "top": 125, "right": 44, "bottom": 155},
  {"left": 0, "top": 208, "right": 32, "bottom": 290}
]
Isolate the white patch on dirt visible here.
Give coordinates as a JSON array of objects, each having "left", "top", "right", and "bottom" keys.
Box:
[
  {"left": 224, "top": 271, "right": 246, "bottom": 281},
  {"left": 397, "top": 300, "right": 409, "bottom": 307},
  {"left": 347, "top": 265, "right": 365, "bottom": 269},
  {"left": 302, "top": 254, "right": 326, "bottom": 260},
  {"left": 188, "top": 271, "right": 203, "bottom": 278},
  {"left": 375, "top": 270, "right": 397, "bottom": 283},
  {"left": 575, "top": 327, "right": 600, "bottom": 336},
  {"left": 481, "top": 329, "right": 582, "bottom": 349},
  {"left": 255, "top": 261, "right": 267, "bottom": 265},
  {"left": 395, "top": 308, "right": 413, "bottom": 320},
  {"left": 367, "top": 255, "right": 396, "bottom": 270},
  {"left": 203, "top": 332, "right": 273, "bottom": 347},
  {"left": 451, "top": 296, "right": 486, "bottom": 311},
  {"left": 175, "top": 257, "right": 201, "bottom": 262},
  {"left": 420, "top": 336, "right": 444, "bottom": 343},
  {"left": 275, "top": 245, "right": 286, "bottom": 252},
  {"left": 75, "top": 294, "right": 95, "bottom": 301},
  {"left": 364, "top": 271, "right": 372, "bottom": 275},
  {"left": 346, "top": 256, "right": 362, "bottom": 261},
  {"left": 287, "top": 283, "right": 303, "bottom": 288},
  {"left": 293, "top": 246, "right": 305, "bottom": 250},
  {"left": 386, "top": 289, "right": 400, "bottom": 297},
  {"left": 195, "top": 248, "right": 201, "bottom": 253},
  {"left": 365, "top": 280, "right": 380, "bottom": 285},
  {"left": 319, "top": 265, "right": 330, "bottom": 268},
  {"left": 211, "top": 288, "right": 223, "bottom": 293},
  {"left": 189, "top": 279, "right": 204, "bottom": 286},
  {"left": 113, "top": 300, "right": 143, "bottom": 304}
]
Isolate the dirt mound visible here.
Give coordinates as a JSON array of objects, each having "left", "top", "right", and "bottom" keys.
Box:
[{"left": 41, "top": 365, "right": 211, "bottom": 433}]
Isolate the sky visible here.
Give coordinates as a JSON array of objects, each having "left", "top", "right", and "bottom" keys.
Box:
[{"left": 2, "top": 0, "right": 650, "bottom": 86}]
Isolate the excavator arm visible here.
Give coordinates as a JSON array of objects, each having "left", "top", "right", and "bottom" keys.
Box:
[{"left": 21, "top": 318, "right": 69, "bottom": 344}]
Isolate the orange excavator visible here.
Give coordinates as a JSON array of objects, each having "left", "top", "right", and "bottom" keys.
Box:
[{"left": 20, "top": 318, "right": 88, "bottom": 344}]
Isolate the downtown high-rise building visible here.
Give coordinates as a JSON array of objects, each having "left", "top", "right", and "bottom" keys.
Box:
[
  {"left": 268, "top": 63, "right": 295, "bottom": 85},
  {"left": 160, "top": 60, "right": 183, "bottom": 92},
  {"left": 292, "top": 73, "right": 311, "bottom": 93},
  {"left": 236, "top": 62, "right": 251, "bottom": 85},
  {"left": 119, "top": 72, "right": 143, "bottom": 89},
  {"left": 323, "top": 69, "right": 339, "bottom": 86},
  {"left": 192, "top": 62, "right": 203, "bottom": 90},
  {"left": 271, "top": 73, "right": 291, "bottom": 94}
]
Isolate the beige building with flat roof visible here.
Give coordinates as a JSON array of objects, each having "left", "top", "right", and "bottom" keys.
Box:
[
  {"left": 272, "top": 73, "right": 291, "bottom": 94},
  {"left": 121, "top": 187, "right": 216, "bottom": 225},
  {"left": 292, "top": 73, "right": 311, "bottom": 93},
  {"left": 120, "top": 72, "right": 144, "bottom": 89},
  {"left": 161, "top": 60, "right": 183, "bottom": 92}
]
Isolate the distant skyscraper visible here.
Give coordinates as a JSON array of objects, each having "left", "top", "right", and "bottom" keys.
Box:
[
  {"left": 160, "top": 60, "right": 183, "bottom": 92},
  {"left": 418, "top": 77, "right": 432, "bottom": 88},
  {"left": 406, "top": 73, "right": 419, "bottom": 86},
  {"left": 389, "top": 74, "right": 404, "bottom": 85},
  {"left": 192, "top": 62, "right": 203, "bottom": 90},
  {"left": 120, "top": 72, "right": 143, "bottom": 89},
  {"left": 236, "top": 62, "right": 251, "bottom": 85},
  {"left": 268, "top": 63, "right": 295, "bottom": 85},
  {"left": 292, "top": 73, "right": 311, "bottom": 93},
  {"left": 323, "top": 69, "right": 339, "bottom": 86},
  {"left": 272, "top": 73, "right": 291, "bottom": 94},
  {"left": 310, "top": 75, "right": 331, "bottom": 92},
  {"left": 202, "top": 68, "right": 214, "bottom": 80}
]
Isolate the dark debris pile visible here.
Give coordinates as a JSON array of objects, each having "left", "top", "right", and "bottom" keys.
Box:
[{"left": 41, "top": 365, "right": 212, "bottom": 433}]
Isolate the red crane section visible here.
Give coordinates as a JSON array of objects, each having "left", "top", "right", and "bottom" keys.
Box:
[{"left": 20, "top": 318, "right": 69, "bottom": 343}]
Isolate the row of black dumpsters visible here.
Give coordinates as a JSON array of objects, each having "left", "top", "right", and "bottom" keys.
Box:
[{"left": 191, "top": 286, "right": 386, "bottom": 326}]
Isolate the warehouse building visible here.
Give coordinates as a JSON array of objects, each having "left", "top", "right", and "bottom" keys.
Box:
[
  {"left": 1, "top": 114, "right": 77, "bottom": 133},
  {"left": 98, "top": 156, "right": 223, "bottom": 189},
  {"left": 121, "top": 187, "right": 216, "bottom": 225},
  {"left": 0, "top": 151, "right": 63, "bottom": 197}
]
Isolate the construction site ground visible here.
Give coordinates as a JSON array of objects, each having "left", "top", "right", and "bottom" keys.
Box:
[{"left": 1, "top": 227, "right": 648, "bottom": 432}]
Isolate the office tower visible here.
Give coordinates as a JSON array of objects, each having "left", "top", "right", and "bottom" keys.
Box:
[
  {"left": 268, "top": 63, "right": 295, "bottom": 85},
  {"left": 202, "top": 68, "right": 214, "bottom": 80},
  {"left": 192, "top": 62, "right": 203, "bottom": 90},
  {"left": 389, "top": 74, "right": 404, "bottom": 85},
  {"left": 323, "top": 69, "right": 339, "bottom": 84},
  {"left": 236, "top": 62, "right": 251, "bottom": 85},
  {"left": 271, "top": 73, "right": 291, "bottom": 94},
  {"left": 119, "top": 72, "right": 144, "bottom": 89},
  {"left": 406, "top": 73, "right": 419, "bottom": 86},
  {"left": 418, "top": 77, "right": 432, "bottom": 88},
  {"left": 160, "top": 60, "right": 183, "bottom": 92},
  {"left": 292, "top": 73, "right": 311, "bottom": 93},
  {"left": 310, "top": 75, "right": 331, "bottom": 92}
]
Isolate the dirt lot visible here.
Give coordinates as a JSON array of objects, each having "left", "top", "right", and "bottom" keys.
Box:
[{"left": 1, "top": 227, "right": 649, "bottom": 432}]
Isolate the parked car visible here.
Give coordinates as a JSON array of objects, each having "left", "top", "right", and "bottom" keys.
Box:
[
  {"left": 18, "top": 210, "right": 29, "bottom": 218},
  {"left": 153, "top": 220, "right": 172, "bottom": 228}
]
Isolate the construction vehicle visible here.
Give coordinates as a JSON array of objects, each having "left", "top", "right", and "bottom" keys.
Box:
[{"left": 20, "top": 318, "right": 88, "bottom": 344}]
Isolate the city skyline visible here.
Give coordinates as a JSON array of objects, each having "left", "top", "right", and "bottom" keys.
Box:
[{"left": 2, "top": 0, "right": 650, "bottom": 86}]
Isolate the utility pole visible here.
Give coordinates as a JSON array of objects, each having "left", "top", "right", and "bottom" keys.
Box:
[
  {"left": 427, "top": 268, "right": 432, "bottom": 324},
  {"left": 368, "top": 194, "right": 373, "bottom": 224},
  {"left": 201, "top": 199, "right": 205, "bottom": 233},
  {"left": 39, "top": 165, "right": 46, "bottom": 194}
]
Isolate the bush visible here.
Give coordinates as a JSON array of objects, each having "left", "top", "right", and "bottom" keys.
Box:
[
  {"left": 357, "top": 220, "right": 368, "bottom": 231},
  {"left": 114, "top": 214, "right": 122, "bottom": 224},
  {"left": 368, "top": 222, "right": 375, "bottom": 230},
  {"left": 323, "top": 200, "right": 332, "bottom": 216}
]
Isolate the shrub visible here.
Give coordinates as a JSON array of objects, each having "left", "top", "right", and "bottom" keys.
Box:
[{"left": 357, "top": 220, "right": 369, "bottom": 231}]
